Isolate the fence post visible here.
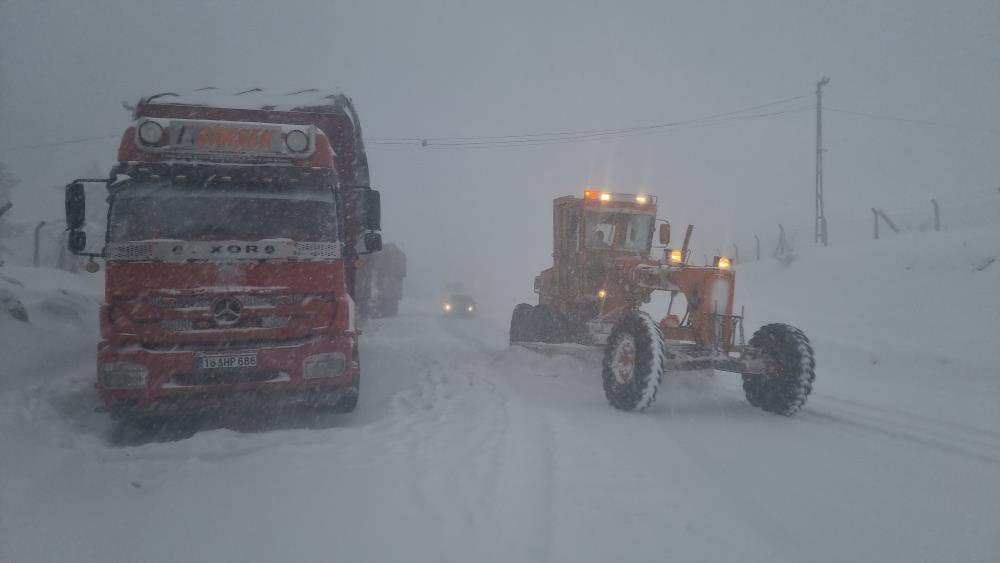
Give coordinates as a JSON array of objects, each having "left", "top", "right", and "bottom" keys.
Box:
[
  {"left": 872, "top": 208, "right": 879, "bottom": 240},
  {"left": 754, "top": 235, "right": 760, "bottom": 261},
  {"left": 33, "top": 221, "right": 47, "bottom": 267},
  {"left": 732, "top": 243, "right": 739, "bottom": 264},
  {"left": 931, "top": 198, "right": 940, "bottom": 231}
]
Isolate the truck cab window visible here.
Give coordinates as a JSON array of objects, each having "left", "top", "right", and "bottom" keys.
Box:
[{"left": 108, "top": 182, "right": 338, "bottom": 243}]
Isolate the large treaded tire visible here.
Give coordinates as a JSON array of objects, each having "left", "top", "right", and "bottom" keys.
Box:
[
  {"left": 336, "top": 374, "right": 360, "bottom": 413},
  {"left": 533, "top": 304, "right": 570, "bottom": 344},
  {"left": 602, "top": 309, "right": 665, "bottom": 412},
  {"left": 742, "top": 323, "right": 815, "bottom": 416},
  {"left": 335, "top": 346, "right": 361, "bottom": 413},
  {"left": 509, "top": 303, "right": 535, "bottom": 344}
]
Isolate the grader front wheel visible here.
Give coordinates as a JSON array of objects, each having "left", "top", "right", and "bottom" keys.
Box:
[
  {"left": 742, "top": 323, "right": 816, "bottom": 416},
  {"left": 601, "top": 310, "right": 666, "bottom": 411}
]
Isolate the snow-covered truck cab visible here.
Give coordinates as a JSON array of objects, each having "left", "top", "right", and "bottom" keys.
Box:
[{"left": 65, "top": 91, "right": 382, "bottom": 422}]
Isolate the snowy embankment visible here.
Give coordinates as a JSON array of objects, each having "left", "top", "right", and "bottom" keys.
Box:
[
  {"left": 735, "top": 224, "right": 1000, "bottom": 431},
  {"left": 1, "top": 225, "right": 999, "bottom": 563}
]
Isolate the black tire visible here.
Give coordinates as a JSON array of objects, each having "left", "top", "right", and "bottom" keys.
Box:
[
  {"left": 336, "top": 346, "right": 361, "bottom": 413},
  {"left": 742, "top": 323, "right": 815, "bottom": 416},
  {"left": 533, "top": 304, "right": 570, "bottom": 344},
  {"left": 602, "top": 309, "right": 665, "bottom": 411},
  {"left": 336, "top": 380, "right": 359, "bottom": 413},
  {"left": 510, "top": 303, "right": 535, "bottom": 344},
  {"left": 335, "top": 373, "right": 360, "bottom": 413}
]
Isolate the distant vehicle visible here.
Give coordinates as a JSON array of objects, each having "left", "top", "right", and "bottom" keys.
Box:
[{"left": 443, "top": 294, "right": 476, "bottom": 317}]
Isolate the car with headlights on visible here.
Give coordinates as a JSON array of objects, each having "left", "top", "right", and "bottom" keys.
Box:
[{"left": 443, "top": 294, "right": 476, "bottom": 318}]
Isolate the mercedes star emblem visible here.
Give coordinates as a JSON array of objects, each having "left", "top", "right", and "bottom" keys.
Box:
[{"left": 211, "top": 297, "right": 243, "bottom": 326}]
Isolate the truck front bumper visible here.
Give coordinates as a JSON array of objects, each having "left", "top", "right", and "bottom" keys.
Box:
[{"left": 96, "top": 334, "right": 357, "bottom": 418}]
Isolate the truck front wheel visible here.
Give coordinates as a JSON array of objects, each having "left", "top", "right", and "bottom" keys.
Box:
[
  {"left": 602, "top": 310, "right": 665, "bottom": 412},
  {"left": 335, "top": 345, "right": 361, "bottom": 413}
]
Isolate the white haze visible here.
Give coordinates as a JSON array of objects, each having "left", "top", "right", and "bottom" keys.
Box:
[{"left": 1, "top": 0, "right": 998, "bottom": 306}]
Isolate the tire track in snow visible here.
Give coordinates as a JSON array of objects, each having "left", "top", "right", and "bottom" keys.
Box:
[
  {"left": 361, "top": 316, "right": 519, "bottom": 561},
  {"left": 815, "top": 394, "right": 1000, "bottom": 442},
  {"left": 413, "top": 316, "right": 557, "bottom": 562},
  {"left": 711, "top": 384, "right": 1000, "bottom": 466},
  {"left": 801, "top": 409, "right": 1000, "bottom": 466}
]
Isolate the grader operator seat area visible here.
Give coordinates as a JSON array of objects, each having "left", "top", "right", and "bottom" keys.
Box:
[{"left": 584, "top": 210, "right": 655, "bottom": 254}]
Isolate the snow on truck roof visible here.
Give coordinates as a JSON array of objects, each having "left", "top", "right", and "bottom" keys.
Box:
[
  {"left": 141, "top": 88, "right": 356, "bottom": 117},
  {"left": 137, "top": 88, "right": 370, "bottom": 186}
]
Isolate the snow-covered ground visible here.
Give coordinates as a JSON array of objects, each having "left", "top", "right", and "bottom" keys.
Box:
[{"left": 1, "top": 225, "right": 999, "bottom": 563}]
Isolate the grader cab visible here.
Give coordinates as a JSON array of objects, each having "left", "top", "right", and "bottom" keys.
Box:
[{"left": 510, "top": 190, "right": 815, "bottom": 415}]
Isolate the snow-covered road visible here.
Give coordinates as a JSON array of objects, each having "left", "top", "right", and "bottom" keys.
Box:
[{"left": 2, "top": 224, "right": 999, "bottom": 562}]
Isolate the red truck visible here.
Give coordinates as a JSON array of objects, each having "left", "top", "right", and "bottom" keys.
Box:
[{"left": 64, "top": 89, "right": 382, "bottom": 426}]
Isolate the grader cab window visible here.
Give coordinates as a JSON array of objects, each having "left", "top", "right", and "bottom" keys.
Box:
[{"left": 585, "top": 211, "right": 654, "bottom": 252}]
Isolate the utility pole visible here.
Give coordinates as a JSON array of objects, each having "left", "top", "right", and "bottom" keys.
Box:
[{"left": 815, "top": 76, "right": 830, "bottom": 246}]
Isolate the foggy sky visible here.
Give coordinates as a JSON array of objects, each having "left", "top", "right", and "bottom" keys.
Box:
[{"left": 2, "top": 0, "right": 998, "bottom": 307}]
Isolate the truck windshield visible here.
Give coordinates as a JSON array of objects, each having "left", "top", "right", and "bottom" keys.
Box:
[
  {"left": 108, "top": 182, "right": 338, "bottom": 243},
  {"left": 585, "top": 211, "right": 654, "bottom": 252}
]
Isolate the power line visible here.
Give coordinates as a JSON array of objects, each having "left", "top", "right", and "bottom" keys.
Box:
[
  {"left": 9, "top": 93, "right": 925, "bottom": 154},
  {"left": 826, "top": 107, "right": 1000, "bottom": 136},
  {"left": 0, "top": 133, "right": 121, "bottom": 154},
  {"left": 415, "top": 106, "right": 816, "bottom": 150},
  {"left": 368, "top": 92, "right": 815, "bottom": 145}
]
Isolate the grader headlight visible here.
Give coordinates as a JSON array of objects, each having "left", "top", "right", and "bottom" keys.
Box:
[
  {"left": 597, "top": 289, "right": 607, "bottom": 300},
  {"left": 669, "top": 249, "right": 683, "bottom": 264},
  {"left": 714, "top": 256, "right": 732, "bottom": 270}
]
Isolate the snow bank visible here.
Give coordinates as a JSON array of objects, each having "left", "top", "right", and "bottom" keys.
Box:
[{"left": 734, "top": 223, "right": 1000, "bottom": 429}]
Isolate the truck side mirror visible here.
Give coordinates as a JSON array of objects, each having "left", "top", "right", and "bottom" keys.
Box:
[
  {"left": 66, "top": 182, "right": 86, "bottom": 230},
  {"left": 68, "top": 230, "right": 87, "bottom": 254},
  {"left": 363, "top": 232, "right": 382, "bottom": 253},
  {"left": 365, "top": 189, "right": 381, "bottom": 231},
  {"left": 659, "top": 223, "right": 670, "bottom": 245}
]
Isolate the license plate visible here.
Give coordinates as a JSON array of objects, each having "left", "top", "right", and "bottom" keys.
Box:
[{"left": 197, "top": 353, "right": 258, "bottom": 369}]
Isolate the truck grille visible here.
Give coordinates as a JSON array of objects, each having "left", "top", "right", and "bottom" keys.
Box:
[
  {"left": 140, "top": 336, "right": 320, "bottom": 352},
  {"left": 170, "top": 370, "right": 287, "bottom": 386},
  {"left": 161, "top": 315, "right": 292, "bottom": 332}
]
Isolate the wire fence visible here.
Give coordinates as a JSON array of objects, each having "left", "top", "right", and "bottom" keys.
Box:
[{"left": 728, "top": 194, "right": 1000, "bottom": 265}]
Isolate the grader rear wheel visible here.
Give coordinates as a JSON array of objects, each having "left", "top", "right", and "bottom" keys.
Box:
[{"left": 509, "top": 303, "right": 535, "bottom": 344}]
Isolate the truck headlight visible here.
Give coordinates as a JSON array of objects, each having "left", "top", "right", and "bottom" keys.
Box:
[
  {"left": 668, "top": 249, "right": 683, "bottom": 264},
  {"left": 137, "top": 121, "right": 164, "bottom": 146},
  {"left": 303, "top": 352, "right": 346, "bottom": 379},
  {"left": 285, "top": 130, "right": 310, "bottom": 153},
  {"left": 100, "top": 363, "right": 148, "bottom": 389},
  {"left": 713, "top": 256, "right": 732, "bottom": 270}
]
